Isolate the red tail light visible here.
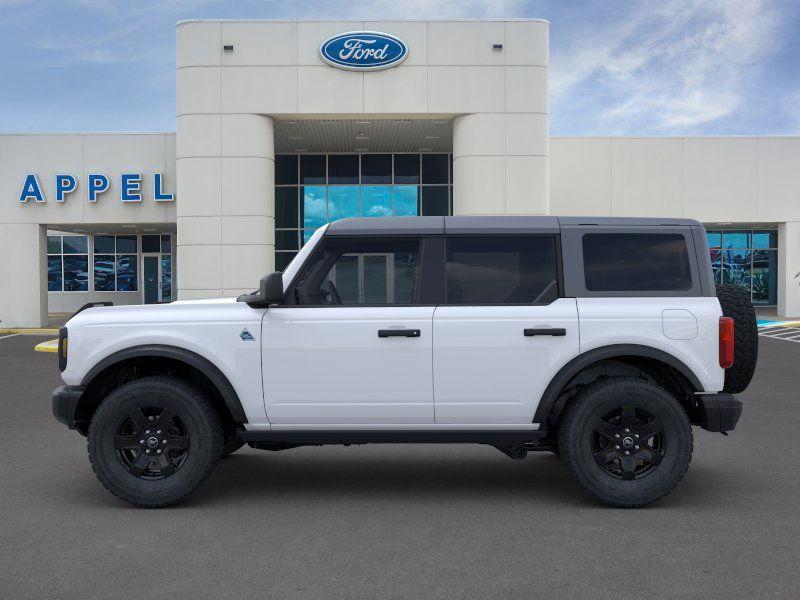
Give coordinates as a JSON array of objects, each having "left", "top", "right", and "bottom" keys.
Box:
[{"left": 719, "top": 317, "right": 734, "bottom": 369}]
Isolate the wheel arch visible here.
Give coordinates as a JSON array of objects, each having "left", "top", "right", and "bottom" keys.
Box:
[
  {"left": 75, "top": 345, "right": 247, "bottom": 434},
  {"left": 534, "top": 344, "right": 703, "bottom": 427}
]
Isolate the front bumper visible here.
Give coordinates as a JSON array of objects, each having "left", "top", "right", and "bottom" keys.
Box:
[
  {"left": 52, "top": 385, "right": 85, "bottom": 430},
  {"left": 697, "top": 393, "right": 742, "bottom": 432}
]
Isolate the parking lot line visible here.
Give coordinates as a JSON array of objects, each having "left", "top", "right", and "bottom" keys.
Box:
[{"left": 0, "top": 333, "right": 21, "bottom": 341}]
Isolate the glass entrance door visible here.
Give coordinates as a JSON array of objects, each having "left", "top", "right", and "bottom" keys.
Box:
[
  {"left": 140, "top": 234, "right": 174, "bottom": 304},
  {"left": 142, "top": 255, "right": 160, "bottom": 304}
]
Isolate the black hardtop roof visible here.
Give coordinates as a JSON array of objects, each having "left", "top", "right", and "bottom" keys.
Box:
[{"left": 325, "top": 215, "right": 702, "bottom": 236}]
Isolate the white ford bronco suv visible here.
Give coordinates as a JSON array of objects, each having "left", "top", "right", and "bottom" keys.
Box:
[{"left": 52, "top": 216, "right": 757, "bottom": 508}]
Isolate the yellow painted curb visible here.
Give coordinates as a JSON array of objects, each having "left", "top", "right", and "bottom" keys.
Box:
[
  {"left": 0, "top": 328, "right": 59, "bottom": 335},
  {"left": 34, "top": 339, "right": 59, "bottom": 353}
]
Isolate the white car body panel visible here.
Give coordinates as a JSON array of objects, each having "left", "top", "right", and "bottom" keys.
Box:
[
  {"left": 60, "top": 223, "right": 727, "bottom": 433},
  {"left": 432, "top": 299, "right": 580, "bottom": 424},
  {"left": 60, "top": 298, "right": 270, "bottom": 427},
  {"left": 576, "top": 297, "right": 724, "bottom": 393},
  {"left": 261, "top": 306, "right": 435, "bottom": 424}
]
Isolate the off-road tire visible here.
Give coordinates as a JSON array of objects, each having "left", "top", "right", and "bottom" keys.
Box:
[
  {"left": 716, "top": 284, "right": 758, "bottom": 394},
  {"left": 220, "top": 438, "right": 245, "bottom": 457},
  {"left": 558, "top": 377, "right": 693, "bottom": 508},
  {"left": 87, "top": 376, "right": 223, "bottom": 508}
]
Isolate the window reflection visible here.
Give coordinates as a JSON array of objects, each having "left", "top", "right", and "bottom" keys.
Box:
[
  {"left": 275, "top": 153, "right": 453, "bottom": 267},
  {"left": 394, "top": 186, "right": 419, "bottom": 216},
  {"left": 362, "top": 186, "right": 392, "bottom": 217},
  {"left": 302, "top": 186, "right": 327, "bottom": 230},
  {"left": 328, "top": 186, "right": 359, "bottom": 221},
  {"left": 707, "top": 228, "right": 777, "bottom": 306}
]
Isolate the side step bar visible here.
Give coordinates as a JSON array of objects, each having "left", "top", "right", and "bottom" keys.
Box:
[{"left": 238, "top": 428, "right": 548, "bottom": 446}]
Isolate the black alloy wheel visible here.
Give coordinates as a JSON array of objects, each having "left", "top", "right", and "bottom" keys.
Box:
[
  {"left": 88, "top": 376, "right": 223, "bottom": 508},
  {"left": 558, "top": 376, "right": 693, "bottom": 508},
  {"left": 591, "top": 405, "right": 665, "bottom": 480},
  {"left": 114, "top": 407, "right": 190, "bottom": 479}
]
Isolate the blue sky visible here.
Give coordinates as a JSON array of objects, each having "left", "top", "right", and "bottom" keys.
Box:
[{"left": 0, "top": 0, "right": 798, "bottom": 135}]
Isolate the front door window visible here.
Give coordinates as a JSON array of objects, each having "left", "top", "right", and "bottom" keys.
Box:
[{"left": 294, "top": 238, "right": 420, "bottom": 306}]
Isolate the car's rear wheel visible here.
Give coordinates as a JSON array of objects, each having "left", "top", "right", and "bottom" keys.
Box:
[
  {"left": 87, "top": 376, "right": 223, "bottom": 508},
  {"left": 558, "top": 377, "right": 693, "bottom": 508}
]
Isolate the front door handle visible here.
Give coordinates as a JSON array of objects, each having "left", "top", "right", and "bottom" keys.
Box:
[
  {"left": 524, "top": 328, "right": 566, "bottom": 337},
  {"left": 378, "top": 329, "right": 421, "bottom": 338}
]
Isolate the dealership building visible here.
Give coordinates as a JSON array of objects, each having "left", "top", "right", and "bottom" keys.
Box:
[{"left": 1, "top": 18, "right": 799, "bottom": 327}]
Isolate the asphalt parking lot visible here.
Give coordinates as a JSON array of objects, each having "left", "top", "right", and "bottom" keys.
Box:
[{"left": 1, "top": 333, "right": 798, "bottom": 599}]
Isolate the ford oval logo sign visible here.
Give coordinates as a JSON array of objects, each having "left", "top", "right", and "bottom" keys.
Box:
[{"left": 320, "top": 31, "right": 408, "bottom": 71}]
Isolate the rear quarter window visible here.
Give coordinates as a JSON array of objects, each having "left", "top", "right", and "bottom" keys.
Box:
[{"left": 582, "top": 233, "right": 693, "bottom": 292}]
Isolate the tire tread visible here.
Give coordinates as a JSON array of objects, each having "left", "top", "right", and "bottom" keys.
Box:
[
  {"left": 87, "top": 375, "right": 223, "bottom": 508},
  {"left": 558, "top": 376, "right": 693, "bottom": 508}
]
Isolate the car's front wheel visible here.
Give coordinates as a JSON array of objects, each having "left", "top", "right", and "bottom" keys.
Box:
[
  {"left": 558, "top": 377, "right": 693, "bottom": 508},
  {"left": 87, "top": 376, "right": 223, "bottom": 508}
]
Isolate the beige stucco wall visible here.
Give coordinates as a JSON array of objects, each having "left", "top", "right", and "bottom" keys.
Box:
[
  {"left": 0, "top": 133, "right": 176, "bottom": 327},
  {"left": 175, "top": 19, "right": 550, "bottom": 299},
  {"left": 550, "top": 136, "right": 800, "bottom": 315}
]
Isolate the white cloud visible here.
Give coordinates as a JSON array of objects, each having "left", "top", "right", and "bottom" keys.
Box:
[{"left": 551, "top": 0, "right": 791, "bottom": 133}]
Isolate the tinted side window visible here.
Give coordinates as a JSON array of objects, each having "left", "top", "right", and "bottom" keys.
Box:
[
  {"left": 583, "top": 233, "right": 692, "bottom": 292},
  {"left": 295, "top": 237, "right": 420, "bottom": 305},
  {"left": 445, "top": 236, "right": 558, "bottom": 304}
]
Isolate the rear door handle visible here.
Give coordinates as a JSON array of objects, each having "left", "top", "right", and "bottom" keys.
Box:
[
  {"left": 524, "top": 328, "right": 566, "bottom": 337},
  {"left": 378, "top": 329, "right": 421, "bottom": 338}
]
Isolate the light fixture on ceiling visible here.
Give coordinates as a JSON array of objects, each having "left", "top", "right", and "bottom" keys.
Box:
[
  {"left": 425, "top": 136, "right": 440, "bottom": 140},
  {"left": 354, "top": 147, "right": 369, "bottom": 153},
  {"left": 393, "top": 119, "right": 412, "bottom": 125},
  {"left": 293, "top": 148, "right": 308, "bottom": 153},
  {"left": 320, "top": 119, "right": 339, "bottom": 125},
  {"left": 280, "top": 120, "right": 297, "bottom": 125},
  {"left": 432, "top": 119, "right": 451, "bottom": 125},
  {"left": 419, "top": 148, "right": 433, "bottom": 152},
  {"left": 121, "top": 225, "right": 137, "bottom": 229}
]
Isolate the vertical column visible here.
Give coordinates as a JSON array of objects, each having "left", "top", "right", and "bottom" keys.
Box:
[
  {"left": 220, "top": 114, "right": 275, "bottom": 296},
  {"left": 452, "top": 112, "right": 549, "bottom": 215},
  {"left": 177, "top": 114, "right": 275, "bottom": 299},
  {"left": 777, "top": 221, "right": 800, "bottom": 317},
  {"left": 0, "top": 224, "right": 46, "bottom": 327}
]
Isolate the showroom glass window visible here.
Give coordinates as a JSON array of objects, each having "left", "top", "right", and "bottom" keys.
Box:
[
  {"left": 93, "top": 235, "right": 138, "bottom": 292},
  {"left": 47, "top": 235, "right": 88, "bottom": 292},
  {"left": 707, "top": 229, "right": 777, "bottom": 305},
  {"left": 274, "top": 153, "right": 453, "bottom": 271}
]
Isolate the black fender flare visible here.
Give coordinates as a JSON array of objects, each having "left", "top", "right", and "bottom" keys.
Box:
[
  {"left": 533, "top": 344, "right": 703, "bottom": 426},
  {"left": 81, "top": 344, "right": 248, "bottom": 423}
]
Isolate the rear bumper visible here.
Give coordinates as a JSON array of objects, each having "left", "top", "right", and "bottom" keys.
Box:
[
  {"left": 697, "top": 393, "right": 742, "bottom": 432},
  {"left": 52, "top": 385, "right": 85, "bottom": 430}
]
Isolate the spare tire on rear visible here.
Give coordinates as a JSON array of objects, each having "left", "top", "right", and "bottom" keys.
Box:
[{"left": 716, "top": 284, "right": 758, "bottom": 393}]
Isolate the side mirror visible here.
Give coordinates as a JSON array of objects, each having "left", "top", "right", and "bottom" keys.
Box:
[{"left": 259, "top": 272, "right": 284, "bottom": 305}]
